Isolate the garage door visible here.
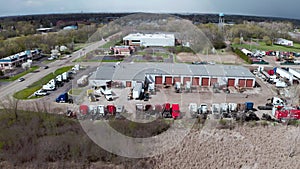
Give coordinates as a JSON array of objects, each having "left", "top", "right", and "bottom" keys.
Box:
[
  {"left": 126, "top": 81, "right": 132, "bottom": 87},
  {"left": 201, "top": 78, "right": 209, "bottom": 86},
  {"left": 192, "top": 77, "right": 200, "bottom": 86},
  {"left": 246, "top": 79, "right": 254, "bottom": 88},
  {"left": 228, "top": 79, "right": 235, "bottom": 87},
  {"left": 155, "top": 76, "right": 163, "bottom": 85},
  {"left": 238, "top": 79, "right": 246, "bottom": 87},
  {"left": 183, "top": 77, "right": 191, "bottom": 85},
  {"left": 173, "top": 77, "right": 181, "bottom": 83},
  {"left": 165, "top": 76, "right": 172, "bottom": 85},
  {"left": 210, "top": 78, "right": 218, "bottom": 86}
]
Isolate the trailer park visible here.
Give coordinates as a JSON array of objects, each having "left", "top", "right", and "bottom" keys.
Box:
[{"left": 2, "top": 31, "right": 300, "bottom": 126}]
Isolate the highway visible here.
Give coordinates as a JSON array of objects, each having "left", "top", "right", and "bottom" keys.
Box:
[{"left": 0, "top": 39, "right": 106, "bottom": 99}]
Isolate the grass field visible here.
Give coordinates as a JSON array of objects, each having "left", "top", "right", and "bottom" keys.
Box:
[
  {"left": 13, "top": 66, "right": 73, "bottom": 100},
  {"left": 231, "top": 42, "right": 300, "bottom": 53}
]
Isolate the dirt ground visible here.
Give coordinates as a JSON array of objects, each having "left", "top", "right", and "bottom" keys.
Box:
[{"left": 176, "top": 52, "right": 245, "bottom": 64}]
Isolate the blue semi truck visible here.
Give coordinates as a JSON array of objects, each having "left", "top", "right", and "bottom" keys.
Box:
[{"left": 55, "top": 93, "right": 73, "bottom": 103}]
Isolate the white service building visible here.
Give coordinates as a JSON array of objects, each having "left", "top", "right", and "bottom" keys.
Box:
[
  {"left": 275, "top": 38, "right": 293, "bottom": 47},
  {"left": 89, "top": 63, "right": 256, "bottom": 88},
  {"left": 123, "top": 33, "right": 175, "bottom": 47}
]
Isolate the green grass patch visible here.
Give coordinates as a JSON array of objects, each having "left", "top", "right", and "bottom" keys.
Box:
[
  {"left": 231, "top": 47, "right": 252, "bottom": 64},
  {"left": 101, "top": 59, "right": 124, "bottom": 62},
  {"left": 136, "top": 51, "right": 146, "bottom": 55},
  {"left": 69, "top": 88, "right": 83, "bottom": 95},
  {"left": 101, "top": 40, "right": 118, "bottom": 49},
  {"left": 73, "top": 55, "right": 87, "bottom": 62},
  {"left": 13, "top": 85, "right": 41, "bottom": 100},
  {"left": 154, "top": 52, "right": 170, "bottom": 58},
  {"left": 231, "top": 42, "right": 300, "bottom": 53},
  {"left": 0, "top": 66, "right": 39, "bottom": 82},
  {"left": 165, "top": 46, "right": 196, "bottom": 54},
  {"left": 13, "top": 66, "right": 73, "bottom": 100}
]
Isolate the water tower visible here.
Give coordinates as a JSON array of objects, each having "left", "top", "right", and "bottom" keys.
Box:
[{"left": 218, "top": 13, "right": 225, "bottom": 30}]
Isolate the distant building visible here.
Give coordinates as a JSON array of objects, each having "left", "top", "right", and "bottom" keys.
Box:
[
  {"left": 275, "top": 38, "right": 293, "bottom": 47},
  {"left": 63, "top": 25, "right": 78, "bottom": 30},
  {"left": 0, "top": 49, "right": 41, "bottom": 70},
  {"left": 36, "top": 27, "right": 54, "bottom": 33},
  {"left": 110, "top": 46, "right": 135, "bottom": 56},
  {"left": 123, "top": 33, "right": 175, "bottom": 47}
]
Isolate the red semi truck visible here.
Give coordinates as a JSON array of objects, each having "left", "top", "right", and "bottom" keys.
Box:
[
  {"left": 162, "top": 103, "right": 180, "bottom": 119},
  {"left": 171, "top": 104, "right": 180, "bottom": 119},
  {"left": 275, "top": 109, "right": 300, "bottom": 121},
  {"left": 107, "top": 105, "right": 116, "bottom": 115}
]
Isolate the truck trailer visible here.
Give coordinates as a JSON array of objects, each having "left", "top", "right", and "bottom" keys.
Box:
[
  {"left": 132, "top": 82, "right": 143, "bottom": 99},
  {"left": 77, "top": 75, "right": 89, "bottom": 87}
]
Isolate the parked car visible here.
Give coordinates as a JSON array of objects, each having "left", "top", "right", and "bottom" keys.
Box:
[
  {"left": 44, "top": 66, "right": 49, "bottom": 69},
  {"left": 34, "top": 89, "right": 48, "bottom": 96},
  {"left": 18, "top": 78, "right": 25, "bottom": 82}
]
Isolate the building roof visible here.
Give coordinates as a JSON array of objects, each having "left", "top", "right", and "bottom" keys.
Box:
[
  {"left": 123, "top": 33, "right": 175, "bottom": 41},
  {"left": 0, "top": 49, "right": 40, "bottom": 63},
  {"left": 90, "top": 62, "right": 255, "bottom": 81}
]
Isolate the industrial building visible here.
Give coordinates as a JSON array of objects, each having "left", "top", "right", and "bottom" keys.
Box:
[
  {"left": 89, "top": 63, "right": 255, "bottom": 88},
  {"left": 123, "top": 33, "right": 175, "bottom": 47},
  {"left": 0, "top": 49, "right": 41, "bottom": 70}
]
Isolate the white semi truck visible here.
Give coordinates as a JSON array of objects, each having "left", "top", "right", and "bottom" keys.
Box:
[{"left": 62, "top": 72, "right": 69, "bottom": 81}]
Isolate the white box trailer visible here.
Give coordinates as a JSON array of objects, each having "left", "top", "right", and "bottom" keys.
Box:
[
  {"left": 220, "top": 103, "right": 228, "bottom": 113},
  {"left": 189, "top": 103, "right": 198, "bottom": 113},
  {"left": 77, "top": 75, "right": 89, "bottom": 87},
  {"left": 133, "top": 82, "right": 143, "bottom": 99},
  {"left": 241, "top": 48, "right": 253, "bottom": 56},
  {"left": 288, "top": 68, "right": 300, "bottom": 79},
  {"left": 211, "top": 104, "right": 220, "bottom": 114},
  {"left": 275, "top": 81, "right": 287, "bottom": 88},
  {"left": 275, "top": 67, "right": 293, "bottom": 84},
  {"left": 42, "top": 84, "right": 55, "bottom": 91}
]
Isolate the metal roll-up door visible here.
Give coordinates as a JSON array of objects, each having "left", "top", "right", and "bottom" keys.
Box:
[
  {"left": 228, "top": 79, "right": 235, "bottom": 87},
  {"left": 201, "top": 78, "right": 209, "bottom": 86},
  {"left": 173, "top": 77, "right": 181, "bottom": 83},
  {"left": 192, "top": 77, "right": 200, "bottom": 86},
  {"left": 165, "top": 76, "right": 173, "bottom": 85},
  {"left": 238, "top": 79, "right": 246, "bottom": 87},
  {"left": 246, "top": 79, "right": 254, "bottom": 88},
  {"left": 155, "top": 76, "right": 163, "bottom": 84},
  {"left": 126, "top": 81, "right": 132, "bottom": 87}
]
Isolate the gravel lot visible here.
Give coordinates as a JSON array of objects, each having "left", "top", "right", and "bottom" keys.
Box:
[{"left": 176, "top": 52, "right": 245, "bottom": 64}]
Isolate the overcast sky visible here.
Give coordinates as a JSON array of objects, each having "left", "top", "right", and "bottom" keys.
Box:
[{"left": 0, "top": 0, "right": 299, "bottom": 19}]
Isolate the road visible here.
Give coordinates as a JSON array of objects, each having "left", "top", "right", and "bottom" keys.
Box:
[{"left": 0, "top": 39, "right": 106, "bottom": 99}]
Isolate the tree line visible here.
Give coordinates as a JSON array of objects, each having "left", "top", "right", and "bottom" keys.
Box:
[{"left": 0, "top": 24, "right": 99, "bottom": 58}]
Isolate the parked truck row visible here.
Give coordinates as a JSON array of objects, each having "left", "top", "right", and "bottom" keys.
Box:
[
  {"left": 77, "top": 104, "right": 124, "bottom": 120},
  {"left": 34, "top": 71, "right": 71, "bottom": 97}
]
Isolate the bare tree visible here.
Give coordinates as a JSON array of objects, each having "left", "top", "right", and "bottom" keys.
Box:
[{"left": 0, "top": 95, "right": 20, "bottom": 120}]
